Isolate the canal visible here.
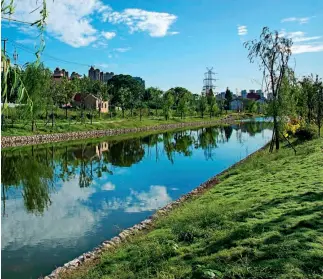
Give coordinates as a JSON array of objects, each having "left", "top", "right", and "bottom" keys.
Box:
[{"left": 1, "top": 121, "right": 272, "bottom": 279}]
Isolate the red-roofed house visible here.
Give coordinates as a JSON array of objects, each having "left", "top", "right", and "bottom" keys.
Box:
[{"left": 247, "top": 92, "right": 261, "bottom": 101}]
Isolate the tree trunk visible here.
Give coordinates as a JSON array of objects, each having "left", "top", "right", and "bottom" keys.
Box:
[
  {"left": 65, "top": 105, "right": 68, "bottom": 120},
  {"left": 32, "top": 119, "right": 35, "bottom": 132},
  {"left": 140, "top": 107, "right": 142, "bottom": 121},
  {"left": 122, "top": 109, "right": 125, "bottom": 118},
  {"left": 181, "top": 112, "right": 183, "bottom": 119},
  {"left": 273, "top": 115, "right": 280, "bottom": 151},
  {"left": 52, "top": 106, "right": 54, "bottom": 129},
  {"left": 91, "top": 107, "right": 93, "bottom": 125}
]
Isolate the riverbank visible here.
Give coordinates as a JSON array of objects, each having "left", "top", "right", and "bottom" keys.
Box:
[
  {"left": 56, "top": 137, "right": 323, "bottom": 279},
  {"left": 1, "top": 113, "right": 253, "bottom": 148}
]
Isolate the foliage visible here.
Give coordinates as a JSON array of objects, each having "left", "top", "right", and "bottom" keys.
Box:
[
  {"left": 244, "top": 26, "right": 293, "bottom": 152},
  {"left": 224, "top": 87, "right": 233, "bottom": 110},
  {"left": 21, "top": 63, "right": 52, "bottom": 131},
  {"left": 177, "top": 91, "right": 190, "bottom": 119},
  {"left": 294, "top": 125, "right": 317, "bottom": 141},
  {"left": 198, "top": 95, "right": 208, "bottom": 118},
  {"left": 283, "top": 118, "right": 302, "bottom": 137},
  {"left": 162, "top": 90, "right": 175, "bottom": 120},
  {"left": 1, "top": 0, "right": 48, "bottom": 111},
  {"left": 108, "top": 74, "right": 144, "bottom": 106}
]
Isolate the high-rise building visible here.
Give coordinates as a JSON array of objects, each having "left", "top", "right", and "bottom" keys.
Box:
[
  {"left": 241, "top": 90, "right": 247, "bottom": 99},
  {"left": 94, "top": 69, "right": 100, "bottom": 80},
  {"left": 88, "top": 66, "right": 100, "bottom": 80},
  {"left": 89, "top": 66, "right": 95, "bottom": 80}
]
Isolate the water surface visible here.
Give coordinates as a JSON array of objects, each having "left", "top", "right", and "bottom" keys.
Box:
[{"left": 1, "top": 121, "right": 272, "bottom": 279}]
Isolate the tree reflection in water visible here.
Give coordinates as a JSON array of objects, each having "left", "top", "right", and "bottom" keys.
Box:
[{"left": 1, "top": 123, "right": 271, "bottom": 215}]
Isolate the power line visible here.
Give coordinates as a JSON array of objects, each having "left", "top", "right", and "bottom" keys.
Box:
[
  {"left": 2, "top": 17, "right": 34, "bottom": 25},
  {"left": 8, "top": 39, "right": 91, "bottom": 67}
]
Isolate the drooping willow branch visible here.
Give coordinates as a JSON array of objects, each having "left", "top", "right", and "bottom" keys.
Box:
[{"left": 1, "top": 0, "right": 48, "bottom": 112}]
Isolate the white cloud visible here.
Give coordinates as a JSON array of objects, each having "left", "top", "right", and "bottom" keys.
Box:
[
  {"left": 1, "top": 180, "right": 173, "bottom": 252},
  {"left": 278, "top": 29, "right": 323, "bottom": 54},
  {"left": 92, "top": 41, "right": 109, "bottom": 48},
  {"left": 292, "top": 43, "right": 323, "bottom": 54},
  {"left": 237, "top": 25, "right": 248, "bottom": 36},
  {"left": 281, "top": 16, "right": 314, "bottom": 24},
  {"left": 9, "top": 1, "right": 178, "bottom": 47},
  {"left": 1, "top": 177, "right": 104, "bottom": 250},
  {"left": 102, "top": 182, "right": 116, "bottom": 191},
  {"left": 114, "top": 47, "right": 131, "bottom": 52},
  {"left": 101, "top": 31, "right": 116, "bottom": 40},
  {"left": 105, "top": 185, "right": 172, "bottom": 213},
  {"left": 279, "top": 30, "right": 321, "bottom": 42},
  {"left": 169, "top": 31, "right": 179, "bottom": 36},
  {"left": 102, "top": 8, "right": 178, "bottom": 37},
  {"left": 15, "top": 38, "right": 37, "bottom": 45},
  {"left": 10, "top": 0, "right": 110, "bottom": 47}
]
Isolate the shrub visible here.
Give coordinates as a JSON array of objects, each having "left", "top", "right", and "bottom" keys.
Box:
[{"left": 295, "top": 125, "right": 317, "bottom": 141}]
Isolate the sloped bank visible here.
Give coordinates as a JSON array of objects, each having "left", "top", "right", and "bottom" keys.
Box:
[
  {"left": 1, "top": 116, "right": 242, "bottom": 149},
  {"left": 41, "top": 140, "right": 271, "bottom": 279}
]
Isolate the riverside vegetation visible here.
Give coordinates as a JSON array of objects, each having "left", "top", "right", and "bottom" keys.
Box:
[{"left": 62, "top": 136, "right": 323, "bottom": 279}]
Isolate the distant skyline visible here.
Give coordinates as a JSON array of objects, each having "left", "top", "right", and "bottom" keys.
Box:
[{"left": 2, "top": 0, "right": 323, "bottom": 94}]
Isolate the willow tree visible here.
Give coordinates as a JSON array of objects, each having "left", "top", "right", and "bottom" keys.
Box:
[
  {"left": 1, "top": 0, "right": 48, "bottom": 112},
  {"left": 244, "top": 27, "right": 292, "bottom": 151}
]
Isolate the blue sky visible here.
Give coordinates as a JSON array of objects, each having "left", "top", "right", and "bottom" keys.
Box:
[{"left": 2, "top": 0, "right": 323, "bottom": 94}]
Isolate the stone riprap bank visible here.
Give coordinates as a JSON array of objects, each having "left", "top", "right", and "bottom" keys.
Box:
[{"left": 2, "top": 117, "right": 239, "bottom": 148}]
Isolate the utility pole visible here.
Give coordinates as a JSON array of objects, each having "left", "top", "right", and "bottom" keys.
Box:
[{"left": 2, "top": 38, "right": 8, "bottom": 55}]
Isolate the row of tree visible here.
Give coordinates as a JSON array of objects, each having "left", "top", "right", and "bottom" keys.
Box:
[{"left": 3, "top": 62, "right": 245, "bottom": 131}]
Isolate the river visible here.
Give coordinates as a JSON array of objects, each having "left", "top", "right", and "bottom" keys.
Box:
[{"left": 1, "top": 121, "right": 272, "bottom": 279}]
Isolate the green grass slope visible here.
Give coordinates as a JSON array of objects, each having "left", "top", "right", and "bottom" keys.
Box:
[{"left": 64, "top": 138, "right": 323, "bottom": 279}]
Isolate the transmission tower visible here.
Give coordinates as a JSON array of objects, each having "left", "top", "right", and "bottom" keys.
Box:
[{"left": 202, "top": 67, "right": 217, "bottom": 96}]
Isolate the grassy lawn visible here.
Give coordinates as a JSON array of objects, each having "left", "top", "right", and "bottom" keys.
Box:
[
  {"left": 1, "top": 112, "right": 253, "bottom": 137},
  {"left": 63, "top": 137, "right": 323, "bottom": 279}
]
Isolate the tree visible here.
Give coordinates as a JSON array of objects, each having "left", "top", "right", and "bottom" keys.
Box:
[
  {"left": 244, "top": 27, "right": 293, "bottom": 152},
  {"left": 224, "top": 87, "right": 233, "bottom": 112},
  {"left": 1, "top": 0, "right": 48, "bottom": 112},
  {"left": 178, "top": 91, "right": 190, "bottom": 119},
  {"left": 116, "top": 87, "right": 129, "bottom": 118},
  {"left": 108, "top": 74, "right": 144, "bottom": 108},
  {"left": 198, "top": 95, "right": 208, "bottom": 118},
  {"left": 314, "top": 77, "right": 323, "bottom": 136},
  {"left": 22, "top": 63, "right": 51, "bottom": 131},
  {"left": 145, "top": 87, "right": 163, "bottom": 116},
  {"left": 300, "top": 75, "right": 318, "bottom": 124},
  {"left": 162, "top": 90, "right": 174, "bottom": 120},
  {"left": 207, "top": 94, "right": 218, "bottom": 118},
  {"left": 61, "top": 77, "right": 77, "bottom": 119},
  {"left": 169, "top": 87, "right": 192, "bottom": 108}
]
